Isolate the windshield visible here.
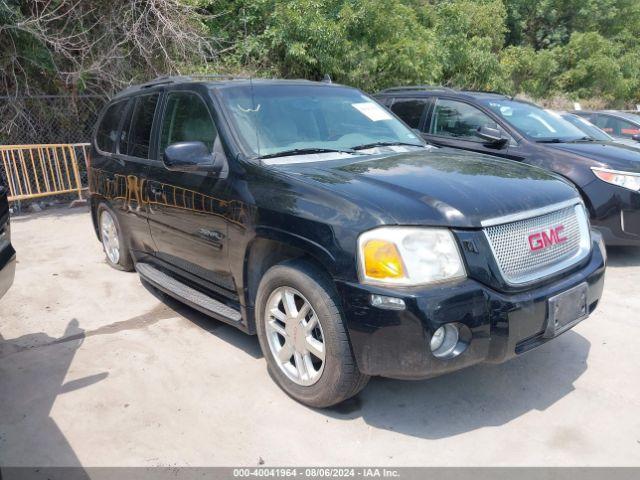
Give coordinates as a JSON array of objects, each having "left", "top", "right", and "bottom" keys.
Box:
[
  {"left": 481, "top": 99, "right": 586, "bottom": 142},
  {"left": 218, "top": 84, "right": 424, "bottom": 158},
  {"left": 560, "top": 113, "right": 612, "bottom": 141}
]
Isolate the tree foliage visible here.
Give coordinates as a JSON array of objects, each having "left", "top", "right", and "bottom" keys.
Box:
[
  {"left": 0, "top": 0, "right": 216, "bottom": 97},
  {"left": 2, "top": 0, "right": 640, "bottom": 105},
  {"left": 203, "top": 0, "right": 640, "bottom": 105}
]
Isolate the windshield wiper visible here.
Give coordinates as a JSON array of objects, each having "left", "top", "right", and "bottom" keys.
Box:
[
  {"left": 568, "top": 136, "right": 598, "bottom": 142},
  {"left": 351, "top": 141, "right": 424, "bottom": 150},
  {"left": 538, "top": 136, "right": 598, "bottom": 144},
  {"left": 257, "top": 148, "right": 358, "bottom": 160}
]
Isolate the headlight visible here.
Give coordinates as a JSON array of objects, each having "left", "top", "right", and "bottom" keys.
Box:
[
  {"left": 592, "top": 167, "right": 640, "bottom": 192},
  {"left": 357, "top": 227, "right": 466, "bottom": 286}
]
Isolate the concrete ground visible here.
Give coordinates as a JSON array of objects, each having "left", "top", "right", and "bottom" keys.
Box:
[{"left": 0, "top": 207, "right": 639, "bottom": 467}]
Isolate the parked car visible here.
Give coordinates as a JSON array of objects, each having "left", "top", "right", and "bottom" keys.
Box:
[
  {"left": 89, "top": 77, "right": 605, "bottom": 407},
  {"left": 558, "top": 111, "right": 640, "bottom": 150},
  {"left": 0, "top": 179, "right": 16, "bottom": 299},
  {"left": 572, "top": 110, "right": 640, "bottom": 143},
  {"left": 375, "top": 87, "right": 640, "bottom": 246}
]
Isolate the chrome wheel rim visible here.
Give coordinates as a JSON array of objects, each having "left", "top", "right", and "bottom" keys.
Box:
[
  {"left": 265, "top": 287, "right": 325, "bottom": 386},
  {"left": 100, "top": 210, "right": 120, "bottom": 265}
]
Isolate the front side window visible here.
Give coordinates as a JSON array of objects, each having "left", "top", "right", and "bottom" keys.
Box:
[
  {"left": 429, "top": 99, "right": 499, "bottom": 142},
  {"left": 390, "top": 98, "right": 428, "bottom": 129},
  {"left": 595, "top": 115, "right": 640, "bottom": 138},
  {"left": 96, "top": 101, "right": 127, "bottom": 153},
  {"left": 119, "top": 94, "right": 159, "bottom": 158},
  {"left": 159, "top": 92, "right": 217, "bottom": 157},
  {"left": 218, "top": 85, "right": 423, "bottom": 159},
  {"left": 481, "top": 99, "right": 585, "bottom": 142}
]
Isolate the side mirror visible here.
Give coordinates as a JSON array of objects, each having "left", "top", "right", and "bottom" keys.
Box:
[
  {"left": 163, "top": 141, "right": 221, "bottom": 173},
  {"left": 632, "top": 134, "right": 640, "bottom": 142},
  {"left": 476, "top": 126, "right": 508, "bottom": 147}
]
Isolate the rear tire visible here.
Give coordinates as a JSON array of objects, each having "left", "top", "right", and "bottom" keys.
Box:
[
  {"left": 256, "top": 259, "right": 369, "bottom": 408},
  {"left": 97, "top": 203, "right": 134, "bottom": 272}
]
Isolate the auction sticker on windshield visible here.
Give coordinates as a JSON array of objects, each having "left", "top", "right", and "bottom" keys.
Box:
[{"left": 352, "top": 102, "right": 393, "bottom": 121}]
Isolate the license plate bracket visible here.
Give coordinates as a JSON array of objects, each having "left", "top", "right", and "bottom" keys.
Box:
[{"left": 544, "top": 282, "right": 589, "bottom": 338}]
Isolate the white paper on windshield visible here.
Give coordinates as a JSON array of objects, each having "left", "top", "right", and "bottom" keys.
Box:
[{"left": 352, "top": 102, "right": 393, "bottom": 121}]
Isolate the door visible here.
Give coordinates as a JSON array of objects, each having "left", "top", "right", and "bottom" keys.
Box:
[
  {"left": 0, "top": 180, "right": 16, "bottom": 298},
  {"left": 422, "top": 98, "right": 517, "bottom": 159},
  {"left": 146, "top": 90, "right": 234, "bottom": 293},
  {"left": 92, "top": 95, "right": 158, "bottom": 254}
]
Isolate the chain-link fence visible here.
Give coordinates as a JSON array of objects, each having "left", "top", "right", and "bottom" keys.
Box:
[
  {"left": 0, "top": 95, "right": 106, "bottom": 209},
  {"left": 0, "top": 95, "right": 107, "bottom": 145}
]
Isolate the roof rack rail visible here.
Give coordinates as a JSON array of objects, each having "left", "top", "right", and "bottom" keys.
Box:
[
  {"left": 120, "top": 74, "right": 251, "bottom": 94},
  {"left": 461, "top": 89, "right": 507, "bottom": 96},
  {"left": 188, "top": 73, "right": 250, "bottom": 81},
  {"left": 379, "top": 85, "right": 455, "bottom": 93},
  {"left": 140, "top": 76, "right": 190, "bottom": 88}
]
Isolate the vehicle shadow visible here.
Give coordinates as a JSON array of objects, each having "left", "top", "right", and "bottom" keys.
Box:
[
  {"left": 10, "top": 205, "right": 89, "bottom": 222},
  {"left": 139, "top": 276, "right": 589, "bottom": 440},
  {"left": 0, "top": 319, "right": 104, "bottom": 476},
  {"left": 606, "top": 245, "right": 640, "bottom": 267},
  {"left": 322, "top": 330, "right": 590, "bottom": 439},
  {"left": 140, "top": 279, "right": 263, "bottom": 359}
]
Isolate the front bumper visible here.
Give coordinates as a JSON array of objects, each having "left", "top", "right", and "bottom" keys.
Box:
[
  {"left": 583, "top": 179, "right": 640, "bottom": 246},
  {"left": 336, "top": 235, "right": 606, "bottom": 380}
]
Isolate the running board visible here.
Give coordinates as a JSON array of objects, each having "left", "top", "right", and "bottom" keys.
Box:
[{"left": 136, "top": 262, "right": 242, "bottom": 323}]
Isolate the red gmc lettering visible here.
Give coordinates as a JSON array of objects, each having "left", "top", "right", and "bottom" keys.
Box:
[{"left": 528, "top": 225, "right": 567, "bottom": 251}]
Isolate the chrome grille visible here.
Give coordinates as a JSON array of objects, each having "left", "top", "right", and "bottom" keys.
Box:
[{"left": 484, "top": 203, "right": 590, "bottom": 285}]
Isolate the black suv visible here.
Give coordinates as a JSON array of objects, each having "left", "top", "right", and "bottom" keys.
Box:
[
  {"left": 89, "top": 77, "right": 605, "bottom": 407},
  {"left": 0, "top": 179, "right": 16, "bottom": 299},
  {"left": 375, "top": 87, "right": 640, "bottom": 246}
]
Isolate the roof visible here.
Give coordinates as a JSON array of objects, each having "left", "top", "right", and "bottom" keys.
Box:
[
  {"left": 601, "top": 110, "right": 640, "bottom": 123},
  {"left": 375, "top": 85, "right": 509, "bottom": 100},
  {"left": 572, "top": 109, "right": 640, "bottom": 121},
  {"left": 112, "top": 75, "right": 343, "bottom": 99}
]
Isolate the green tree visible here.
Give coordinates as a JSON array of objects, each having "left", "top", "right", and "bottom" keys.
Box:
[{"left": 433, "top": 0, "right": 508, "bottom": 91}]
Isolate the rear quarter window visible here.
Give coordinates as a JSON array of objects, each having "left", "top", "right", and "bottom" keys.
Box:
[
  {"left": 390, "top": 98, "right": 428, "bottom": 129},
  {"left": 119, "top": 93, "right": 160, "bottom": 159},
  {"left": 95, "top": 101, "right": 127, "bottom": 153}
]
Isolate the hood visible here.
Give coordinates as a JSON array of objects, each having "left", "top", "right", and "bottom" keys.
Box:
[
  {"left": 547, "top": 142, "right": 640, "bottom": 173},
  {"left": 278, "top": 148, "right": 580, "bottom": 228}
]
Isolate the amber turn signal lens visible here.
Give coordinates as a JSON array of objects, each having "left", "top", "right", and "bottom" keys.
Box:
[{"left": 363, "top": 239, "right": 405, "bottom": 279}]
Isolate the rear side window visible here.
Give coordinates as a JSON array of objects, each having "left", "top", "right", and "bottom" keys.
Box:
[
  {"left": 119, "top": 94, "right": 159, "bottom": 158},
  {"left": 390, "top": 98, "right": 428, "bottom": 129},
  {"left": 159, "top": 92, "right": 217, "bottom": 157},
  {"left": 96, "top": 101, "right": 127, "bottom": 153}
]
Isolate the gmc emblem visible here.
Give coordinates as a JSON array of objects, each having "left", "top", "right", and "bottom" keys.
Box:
[{"left": 528, "top": 225, "right": 567, "bottom": 251}]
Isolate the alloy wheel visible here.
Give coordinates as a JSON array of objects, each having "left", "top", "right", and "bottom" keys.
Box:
[
  {"left": 100, "top": 210, "right": 121, "bottom": 265},
  {"left": 265, "top": 286, "right": 326, "bottom": 386}
]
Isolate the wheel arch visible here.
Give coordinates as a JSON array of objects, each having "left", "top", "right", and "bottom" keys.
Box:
[
  {"left": 90, "top": 196, "right": 101, "bottom": 240},
  {"left": 242, "top": 228, "right": 339, "bottom": 333}
]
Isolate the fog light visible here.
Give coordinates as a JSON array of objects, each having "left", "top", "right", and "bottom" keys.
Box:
[
  {"left": 430, "top": 327, "right": 446, "bottom": 351},
  {"left": 430, "top": 324, "right": 460, "bottom": 359},
  {"left": 370, "top": 294, "right": 406, "bottom": 310}
]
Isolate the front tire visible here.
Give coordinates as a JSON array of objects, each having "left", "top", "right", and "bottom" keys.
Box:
[
  {"left": 97, "top": 203, "right": 134, "bottom": 272},
  {"left": 256, "top": 260, "right": 369, "bottom": 408}
]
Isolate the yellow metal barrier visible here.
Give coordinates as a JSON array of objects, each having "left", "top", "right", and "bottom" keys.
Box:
[{"left": 0, "top": 143, "right": 90, "bottom": 202}]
